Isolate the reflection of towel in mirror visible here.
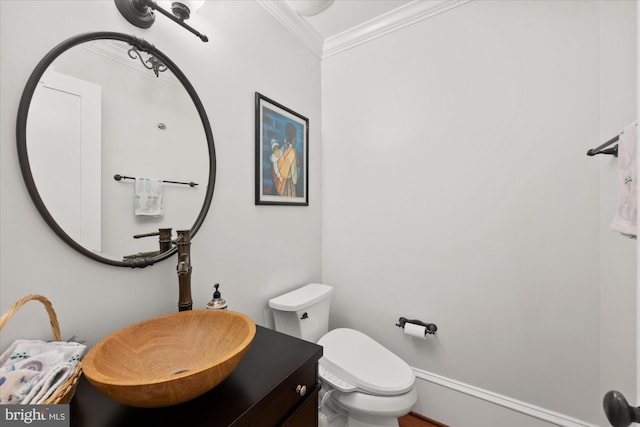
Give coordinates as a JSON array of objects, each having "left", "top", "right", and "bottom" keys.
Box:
[
  {"left": 611, "top": 122, "right": 637, "bottom": 238},
  {"left": 0, "top": 339, "right": 86, "bottom": 404},
  {"left": 134, "top": 177, "right": 163, "bottom": 216}
]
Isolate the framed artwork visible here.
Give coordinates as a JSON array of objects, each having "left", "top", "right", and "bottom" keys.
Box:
[{"left": 255, "top": 92, "right": 309, "bottom": 206}]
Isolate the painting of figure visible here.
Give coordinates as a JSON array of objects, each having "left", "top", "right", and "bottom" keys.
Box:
[{"left": 255, "top": 92, "right": 309, "bottom": 206}]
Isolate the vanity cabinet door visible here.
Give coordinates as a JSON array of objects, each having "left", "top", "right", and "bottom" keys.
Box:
[
  {"left": 244, "top": 360, "right": 318, "bottom": 426},
  {"left": 282, "top": 385, "right": 320, "bottom": 427}
]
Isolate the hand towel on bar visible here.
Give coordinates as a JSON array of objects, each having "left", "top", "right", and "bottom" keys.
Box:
[
  {"left": 610, "top": 122, "right": 637, "bottom": 237},
  {"left": 0, "top": 339, "right": 86, "bottom": 404},
  {"left": 134, "top": 177, "right": 163, "bottom": 216}
]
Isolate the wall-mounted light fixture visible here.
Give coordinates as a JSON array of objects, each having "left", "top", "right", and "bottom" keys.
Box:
[{"left": 114, "top": 0, "right": 208, "bottom": 42}]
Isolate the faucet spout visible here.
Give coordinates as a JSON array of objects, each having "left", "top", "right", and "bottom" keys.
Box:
[{"left": 175, "top": 230, "right": 192, "bottom": 311}]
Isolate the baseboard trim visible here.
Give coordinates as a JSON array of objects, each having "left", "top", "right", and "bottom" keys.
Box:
[{"left": 413, "top": 368, "right": 598, "bottom": 427}]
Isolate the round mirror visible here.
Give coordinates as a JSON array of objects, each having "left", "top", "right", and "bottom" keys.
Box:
[{"left": 17, "top": 32, "right": 216, "bottom": 267}]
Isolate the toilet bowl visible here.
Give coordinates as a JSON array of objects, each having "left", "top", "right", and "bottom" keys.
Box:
[{"left": 268, "top": 284, "right": 417, "bottom": 427}]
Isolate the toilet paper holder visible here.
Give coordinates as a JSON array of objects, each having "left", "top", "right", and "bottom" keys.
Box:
[{"left": 396, "top": 317, "right": 437, "bottom": 335}]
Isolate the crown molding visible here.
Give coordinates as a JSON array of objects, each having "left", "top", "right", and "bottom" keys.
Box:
[
  {"left": 256, "top": 0, "right": 324, "bottom": 58},
  {"left": 82, "top": 41, "right": 181, "bottom": 87},
  {"left": 258, "top": 0, "right": 471, "bottom": 60},
  {"left": 323, "top": 0, "right": 471, "bottom": 58}
]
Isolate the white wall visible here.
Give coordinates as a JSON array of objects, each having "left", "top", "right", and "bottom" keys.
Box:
[
  {"left": 1, "top": 1, "right": 637, "bottom": 426},
  {"left": 321, "top": 1, "right": 635, "bottom": 426},
  {"left": 0, "top": 1, "right": 322, "bottom": 348}
]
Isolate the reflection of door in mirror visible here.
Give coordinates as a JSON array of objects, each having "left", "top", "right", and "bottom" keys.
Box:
[{"left": 27, "top": 69, "right": 102, "bottom": 252}]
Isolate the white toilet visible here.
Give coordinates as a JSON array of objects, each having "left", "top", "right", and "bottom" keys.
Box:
[{"left": 268, "top": 283, "right": 417, "bottom": 427}]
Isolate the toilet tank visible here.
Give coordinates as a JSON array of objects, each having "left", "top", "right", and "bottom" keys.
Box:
[{"left": 268, "top": 283, "right": 332, "bottom": 343}]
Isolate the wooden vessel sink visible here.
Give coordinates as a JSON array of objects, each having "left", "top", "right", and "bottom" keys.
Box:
[{"left": 82, "top": 309, "right": 256, "bottom": 407}]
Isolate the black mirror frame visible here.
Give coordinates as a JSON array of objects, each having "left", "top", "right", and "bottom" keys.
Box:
[{"left": 16, "top": 32, "right": 216, "bottom": 268}]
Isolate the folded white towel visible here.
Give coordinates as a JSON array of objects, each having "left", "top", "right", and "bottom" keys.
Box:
[
  {"left": 0, "top": 339, "right": 85, "bottom": 404},
  {"left": 134, "top": 177, "right": 163, "bottom": 216},
  {"left": 610, "top": 122, "right": 637, "bottom": 238},
  {"left": 23, "top": 361, "right": 74, "bottom": 404}
]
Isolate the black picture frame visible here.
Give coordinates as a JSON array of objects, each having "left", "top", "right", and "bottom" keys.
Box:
[{"left": 255, "top": 92, "right": 309, "bottom": 206}]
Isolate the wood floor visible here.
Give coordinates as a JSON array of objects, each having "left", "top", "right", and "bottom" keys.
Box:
[{"left": 398, "top": 412, "right": 447, "bottom": 427}]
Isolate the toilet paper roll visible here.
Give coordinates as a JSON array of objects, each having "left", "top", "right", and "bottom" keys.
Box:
[{"left": 404, "top": 323, "right": 427, "bottom": 339}]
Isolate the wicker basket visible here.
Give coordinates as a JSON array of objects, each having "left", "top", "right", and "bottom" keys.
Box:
[{"left": 0, "top": 294, "right": 82, "bottom": 404}]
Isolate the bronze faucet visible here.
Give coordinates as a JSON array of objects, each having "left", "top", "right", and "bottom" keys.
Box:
[
  {"left": 175, "top": 229, "right": 193, "bottom": 311},
  {"left": 123, "top": 227, "right": 193, "bottom": 311}
]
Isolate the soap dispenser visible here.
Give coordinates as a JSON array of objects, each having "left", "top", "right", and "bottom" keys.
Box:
[{"left": 206, "top": 283, "right": 228, "bottom": 310}]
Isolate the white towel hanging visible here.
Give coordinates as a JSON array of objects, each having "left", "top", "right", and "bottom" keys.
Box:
[{"left": 134, "top": 177, "right": 164, "bottom": 216}]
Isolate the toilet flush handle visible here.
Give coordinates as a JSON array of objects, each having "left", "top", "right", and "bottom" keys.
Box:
[{"left": 300, "top": 312, "right": 309, "bottom": 320}]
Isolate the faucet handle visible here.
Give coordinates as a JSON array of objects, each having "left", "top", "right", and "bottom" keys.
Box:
[
  {"left": 173, "top": 229, "right": 191, "bottom": 245},
  {"left": 132, "top": 228, "right": 174, "bottom": 254},
  {"left": 133, "top": 231, "right": 160, "bottom": 239},
  {"left": 134, "top": 228, "right": 173, "bottom": 239}
]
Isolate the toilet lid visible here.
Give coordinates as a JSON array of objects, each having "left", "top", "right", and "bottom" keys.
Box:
[{"left": 317, "top": 328, "right": 415, "bottom": 396}]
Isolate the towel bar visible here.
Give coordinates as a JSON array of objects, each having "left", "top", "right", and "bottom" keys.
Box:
[
  {"left": 114, "top": 174, "right": 198, "bottom": 187},
  {"left": 587, "top": 135, "right": 619, "bottom": 157}
]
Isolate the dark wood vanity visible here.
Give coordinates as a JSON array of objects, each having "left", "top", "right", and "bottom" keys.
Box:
[{"left": 70, "top": 326, "right": 322, "bottom": 427}]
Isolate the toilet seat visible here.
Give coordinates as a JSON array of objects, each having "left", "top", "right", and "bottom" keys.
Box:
[
  {"left": 317, "top": 328, "right": 415, "bottom": 396},
  {"left": 319, "top": 365, "right": 357, "bottom": 392}
]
